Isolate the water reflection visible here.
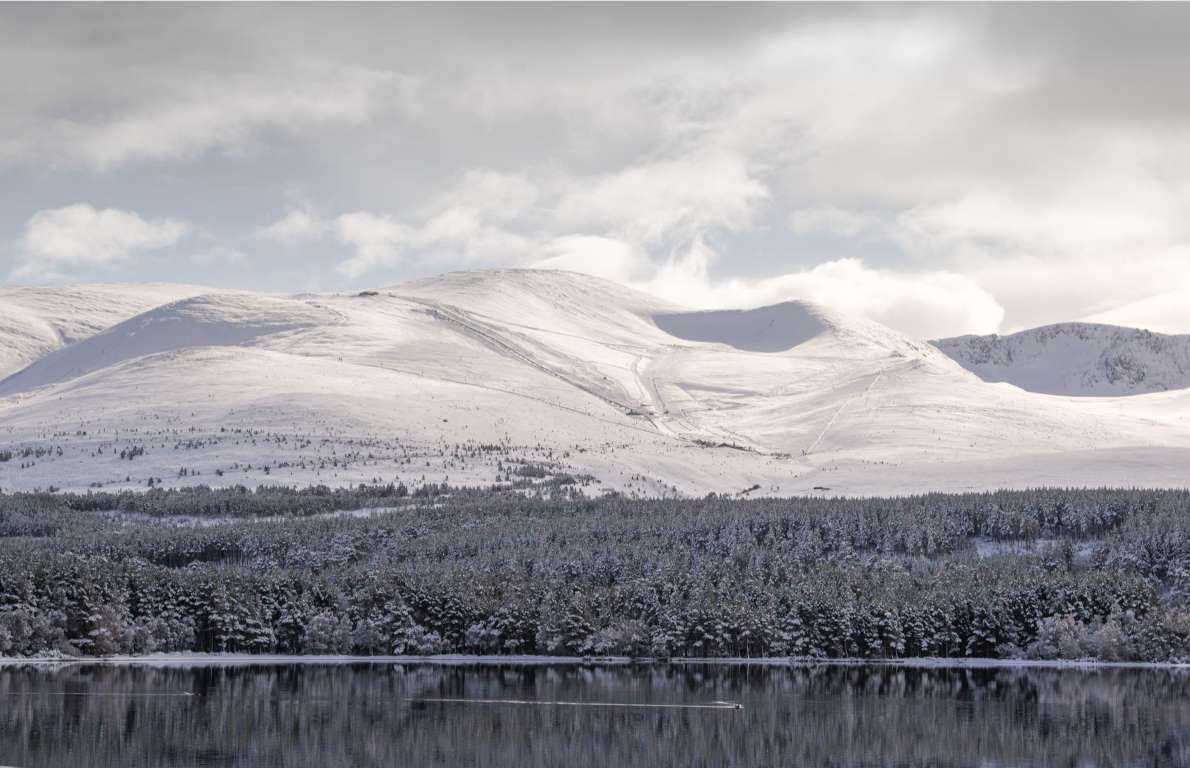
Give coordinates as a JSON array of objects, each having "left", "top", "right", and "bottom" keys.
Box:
[{"left": 0, "top": 662, "right": 1187, "bottom": 767}]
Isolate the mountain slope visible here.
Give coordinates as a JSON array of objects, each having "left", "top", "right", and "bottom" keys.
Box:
[
  {"left": 934, "top": 323, "right": 1190, "bottom": 396},
  {"left": 1, "top": 270, "right": 1190, "bottom": 496},
  {"left": 0, "top": 283, "right": 212, "bottom": 379},
  {"left": 0, "top": 292, "right": 339, "bottom": 395}
]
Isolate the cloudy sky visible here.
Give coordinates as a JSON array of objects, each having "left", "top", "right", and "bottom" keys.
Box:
[{"left": 2, "top": 3, "right": 1188, "bottom": 338}]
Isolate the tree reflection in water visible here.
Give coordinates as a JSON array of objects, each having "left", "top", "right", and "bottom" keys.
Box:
[{"left": 0, "top": 662, "right": 1187, "bottom": 767}]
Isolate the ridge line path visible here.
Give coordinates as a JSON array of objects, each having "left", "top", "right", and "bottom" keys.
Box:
[{"left": 805, "top": 371, "right": 885, "bottom": 455}]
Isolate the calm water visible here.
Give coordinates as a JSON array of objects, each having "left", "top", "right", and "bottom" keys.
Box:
[{"left": 1, "top": 661, "right": 1188, "bottom": 767}]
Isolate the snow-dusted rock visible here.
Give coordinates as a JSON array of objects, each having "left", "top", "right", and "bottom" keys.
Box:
[{"left": 934, "top": 323, "right": 1190, "bottom": 396}]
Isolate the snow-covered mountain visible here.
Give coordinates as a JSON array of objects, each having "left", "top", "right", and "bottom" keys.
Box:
[
  {"left": 2, "top": 269, "right": 1189, "bottom": 496},
  {"left": 0, "top": 283, "right": 211, "bottom": 379},
  {"left": 934, "top": 323, "right": 1190, "bottom": 396}
]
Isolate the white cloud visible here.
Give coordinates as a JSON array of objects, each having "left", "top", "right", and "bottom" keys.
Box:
[
  {"left": 893, "top": 181, "right": 1190, "bottom": 331},
  {"left": 556, "top": 151, "right": 768, "bottom": 242},
  {"left": 258, "top": 209, "right": 327, "bottom": 245},
  {"left": 307, "top": 169, "right": 541, "bottom": 279},
  {"left": 333, "top": 206, "right": 531, "bottom": 279},
  {"left": 1083, "top": 288, "right": 1190, "bottom": 335},
  {"left": 335, "top": 212, "right": 409, "bottom": 279},
  {"left": 15, "top": 204, "right": 188, "bottom": 279},
  {"left": 900, "top": 186, "right": 1184, "bottom": 257},
  {"left": 535, "top": 238, "right": 1003, "bottom": 339},
  {"left": 413, "top": 207, "right": 531, "bottom": 264},
  {"left": 418, "top": 208, "right": 482, "bottom": 243},
  {"left": 740, "top": 258, "right": 1005, "bottom": 340},
  {"left": 531, "top": 235, "right": 651, "bottom": 284},
  {"left": 434, "top": 170, "right": 539, "bottom": 222}
]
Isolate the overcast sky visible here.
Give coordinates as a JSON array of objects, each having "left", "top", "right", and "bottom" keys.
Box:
[{"left": 2, "top": 3, "right": 1188, "bottom": 337}]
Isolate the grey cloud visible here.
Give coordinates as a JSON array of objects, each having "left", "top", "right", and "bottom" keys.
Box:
[{"left": 2, "top": 4, "right": 1189, "bottom": 333}]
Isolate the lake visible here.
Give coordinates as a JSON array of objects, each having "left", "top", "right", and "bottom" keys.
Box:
[{"left": 1, "top": 661, "right": 1188, "bottom": 767}]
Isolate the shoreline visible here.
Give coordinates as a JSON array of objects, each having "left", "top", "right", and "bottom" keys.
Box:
[{"left": 1, "top": 653, "right": 1187, "bottom": 671}]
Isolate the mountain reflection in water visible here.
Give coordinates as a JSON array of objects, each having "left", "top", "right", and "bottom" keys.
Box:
[{"left": 1, "top": 662, "right": 1187, "bottom": 767}]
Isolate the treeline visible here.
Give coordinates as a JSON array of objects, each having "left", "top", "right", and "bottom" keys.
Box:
[
  {"left": 3, "top": 482, "right": 1186, "bottom": 532},
  {"left": 1, "top": 485, "right": 1189, "bottom": 661},
  {"left": 21, "top": 482, "right": 421, "bottom": 517}
]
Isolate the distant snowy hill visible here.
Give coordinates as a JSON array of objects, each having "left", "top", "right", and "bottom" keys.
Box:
[
  {"left": 1, "top": 270, "right": 1190, "bottom": 496},
  {"left": 0, "top": 283, "right": 211, "bottom": 378},
  {"left": 934, "top": 323, "right": 1190, "bottom": 396}
]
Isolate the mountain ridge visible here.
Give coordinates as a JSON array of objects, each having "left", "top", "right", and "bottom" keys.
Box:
[
  {"left": 1, "top": 269, "right": 1188, "bottom": 496},
  {"left": 0, "top": 283, "right": 212, "bottom": 379},
  {"left": 934, "top": 322, "right": 1190, "bottom": 396}
]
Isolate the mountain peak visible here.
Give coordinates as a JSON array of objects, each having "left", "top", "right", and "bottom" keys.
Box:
[{"left": 934, "top": 322, "right": 1190, "bottom": 396}]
